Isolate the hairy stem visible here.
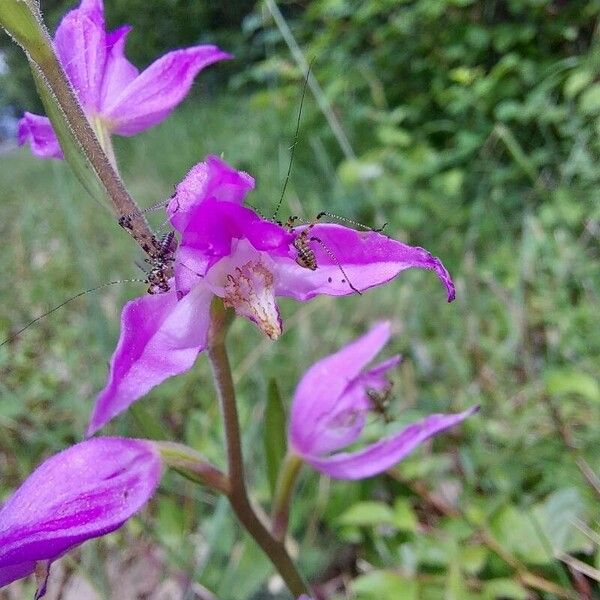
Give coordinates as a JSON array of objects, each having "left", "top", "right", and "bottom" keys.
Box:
[{"left": 207, "top": 301, "right": 310, "bottom": 597}]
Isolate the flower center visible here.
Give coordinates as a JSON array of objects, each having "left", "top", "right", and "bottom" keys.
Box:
[{"left": 222, "top": 259, "right": 282, "bottom": 340}]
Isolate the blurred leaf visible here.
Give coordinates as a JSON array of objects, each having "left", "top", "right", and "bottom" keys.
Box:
[
  {"left": 352, "top": 571, "right": 418, "bottom": 600},
  {"left": 264, "top": 378, "right": 287, "bottom": 496},
  {"left": 544, "top": 369, "right": 600, "bottom": 402},
  {"left": 338, "top": 501, "right": 396, "bottom": 527},
  {"left": 459, "top": 545, "right": 488, "bottom": 575},
  {"left": 446, "top": 551, "right": 469, "bottom": 600},
  {"left": 491, "top": 506, "right": 548, "bottom": 564},
  {"left": 533, "top": 487, "right": 590, "bottom": 555},
  {"left": 482, "top": 578, "right": 528, "bottom": 600},
  {"left": 216, "top": 536, "right": 272, "bottom": 599},
  {"left": 579, "top": 84, "right": 600, "bottom": 114},
  {"left": 338, "top": 159, "right": 383, "bottom": 184},
  {"left": 156, "top": 497, "right": 185, "bottom": 549},
  {"left": 393, "top": 498, "right": 419, "bottom": 532},
  {"left": 564, "top": 69, "right": 593, "bottom": 98},
  {"left": 492, "top": 488, "right": 590, "bottom": 565}
]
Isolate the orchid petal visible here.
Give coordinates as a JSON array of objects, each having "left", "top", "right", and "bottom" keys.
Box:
[
  {"left": 54, "top": 0, "right": 106, "bottom": 111},
  {"left": 305, "top": 354, "right": 403, "bottom": 455},
  {"left": 105, "top": 46, "right": 231, "bottom": 135},
  {"left": 289, "top": 323, "right": 392, "bottom": 455},
  {"left": 0, "top": 561, "right": 36, "bottom": 587},
  {"left": 175, "top": 199, "right": 292, "bottom": 264},
  {"left": 302, "top": 407, "right": 478, "bottom": 479},
  {"left": 17, "top": 113, "right": 63, "bottom": 159},
  {"left": 0, "top": 438, "right": 160, "bottom": 588},
  {"left": 99, "top": 25, "right": 138, "bottom": 109},
  {"left": 88, "top": 284, "right": 212, "bottom": 435},
  {"left": 168, "top": 155, "right": 255, "bottom": 232},
  {"left": 274, "top": 224, "right": 455, "bottom": 302}
]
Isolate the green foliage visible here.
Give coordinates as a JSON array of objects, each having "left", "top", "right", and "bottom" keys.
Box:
[
  {"left": 264, "top": 378, "right": 287, "bottom": 495},
  {"left": 2, "top": 0, "right": 600, "bottom": 598}
]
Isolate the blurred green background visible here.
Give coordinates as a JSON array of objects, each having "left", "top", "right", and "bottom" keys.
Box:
[{"left": 1, "top": 0, "right": 600, "bottom": 599}]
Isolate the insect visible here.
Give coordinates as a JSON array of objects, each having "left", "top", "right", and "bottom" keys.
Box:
[
  {"left": 118, "top": 215, "right": 177, "bottom": 295},
  {"left": 366, "top": 385, "right": 394, "bottom": 424},
  {"left": 269, "top": 63, "right": 387, "bottom": 294}
]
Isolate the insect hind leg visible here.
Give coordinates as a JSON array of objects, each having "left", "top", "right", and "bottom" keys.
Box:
[{"left": 309, "top": 235, "right": 362, "bottom": 295}]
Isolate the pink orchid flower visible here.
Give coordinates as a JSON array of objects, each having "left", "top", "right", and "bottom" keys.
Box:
[
  {"left": 87, "top": 155, "right": 456, "bottom": 435},
  {"left": 0, "top": 438, "right": 161, "bottom": 598},
  {"left": 289, "top": 323, "right": 477, "bottom": 479},
  {"left": 17, "top": 0, "right": 230, "bottom": 159}
]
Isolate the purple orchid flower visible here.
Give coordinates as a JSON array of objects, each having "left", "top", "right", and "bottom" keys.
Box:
[
  {"left": 0, "top": 437, "right": 161, "bottom": 597},
  {"left": 87, "top": 155, "right": 456, "bottom": 435},
  {"left": 289, "top": 322, "right": 477, "bottom": 479},
  {"left": 17, "top": 0, "right": 230, "bottom": 159}
]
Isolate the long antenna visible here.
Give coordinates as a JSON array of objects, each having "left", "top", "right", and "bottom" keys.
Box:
[
  {"left": 316, "top": 211, "right": 387, "bottom": 233},
  {"left": 272, "top": 58, "right": 315, "bottom": 221},
  {"left": 0, "top": 279, "right": 145, "bottom": 348}
]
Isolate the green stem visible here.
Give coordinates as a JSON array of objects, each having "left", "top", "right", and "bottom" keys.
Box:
[
  {"left": 272, "top": 453, "right": 303, "bottom": 541},
  {"left": 156, "top": 441, "right": 231, "bottom": 495},
  {"left": 207, "top": 301, "right": 310, "bottom": 598}
]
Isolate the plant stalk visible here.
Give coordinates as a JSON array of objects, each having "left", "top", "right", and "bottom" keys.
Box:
[{"left": 207, "top": 301, "right": 310, "bottom": 598}]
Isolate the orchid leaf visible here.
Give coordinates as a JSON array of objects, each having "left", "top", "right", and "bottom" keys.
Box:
[
  {"left": 30, "top": 64, "right": 110, "bottom": 209},
  {"left": 0, "top": 1, "right": 47, "bottom": 63},
  {"left": 264, "top": 378, "right": 287, "bottom": 496}
]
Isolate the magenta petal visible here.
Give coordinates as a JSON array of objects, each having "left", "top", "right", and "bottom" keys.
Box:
[
  {"left": 77, "top": 0, "right": 104, "bottom": 23},
  {"left": 175, "top": 199, "right": 292, "bottom": 264},
  {"left": 168, "top": 155, "right": 255, "bottom": 231},
  {"left": 105, "top": 46, "right": 231, "bottom": 135},
  {"left": 54, "top": 0, "right": 106, "bottom": 111},
  {"left": 274, "top": 224, "right": 455, "bottom": 302},
  {"left": 88, "top": 285, "right": 212, "bottom": 435},
  {"left": 99, "top": 25, "right": 138, "bottom": 109},
  {"left": 0, "top": 561, "right": 36, "bottom": 588},
  {"left": 289, "top": 323, "right": 392, "bottom": 455},
  {"left": 303, "top": 407, "right": 478, "bottom": 480},
  {"left": 0, "top": 437, "right": 160, "bottom": 588},
  {"left": 17, "top": 113, "right": 63, "bottom": 159}
]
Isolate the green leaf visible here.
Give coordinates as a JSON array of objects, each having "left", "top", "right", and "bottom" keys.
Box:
[
  {"left": 491, "top": 506, "right": 548, "bottom": 564},
  {"left": 338, "top": 501, "right": 396, "bottom": 527},
  {"left": 482, "top": 578, "right": 528, "bottom": 600},
  {"left": 579, "top": 83, "right": 600, "bottom": 115},
  {"left": 216, "top": 535, "right": 272, "bottom": 599},
  {"left": 533, "top": 487, "right": 590, "bottom": 555},
  {"left": 459, "top": 545, "right": 488, "bottom": 575},
  {"left": 0, "top": 1, "right": 49, "bottom": 64},
  {"left": 264, "top": 378, "right": 287, "bottom": 496},
  {"left": 544, "top": 369, "right": 600, "bottom": 403},
  {"left": 156, "top": 497, "right": 185, "bottom": 548},
  {"left": 353, "top": 571, "right": 418, "bottom": 600},
  {"left": 393, "top": 498, "right": 419, "bottom": 532},
  {"left": 446, "top": 551, "right": 468, "bottom": 600},
  {"left": 31, "top": 65, "right": 110, "bottom": 210},
  {"left": 564, "top": 69, "right": 593, "bottom": 99},
  {"left": 492, "top": 489, "right": 590, "bottom": 565}
]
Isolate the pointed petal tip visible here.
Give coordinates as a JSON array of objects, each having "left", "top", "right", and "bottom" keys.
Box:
[{"left": 427, "top": 252, "right": 456, "bottom": 302}]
